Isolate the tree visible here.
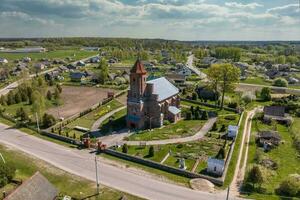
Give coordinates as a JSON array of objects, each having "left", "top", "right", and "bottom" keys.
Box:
[
  {"left": 122, "top": 143, "right": 128, "bottom": 154},
  {"left": 207, "top": 64, "right": 240, "bottom": 109},
  {"left": 7, "top": 91, "right": 15, "bottom": 105},
  {"left": 185, "top": 112, "right": 192, "bottom": 120},
  {"left": 192, "top": 92, "right": 198, "bottom": 100},
  {"left": 242, "top": 92, "right": 256, "bottom": 105},
  {"left": 247, "top": 165, "right": 264, "bottom": 188},
  {"left": 276, "top": 176, "right": 300, "bottom": 197},
  {"left": 194, "top": 111, "right": 200, "bottom": 120},
  {"left": 54, "top": 88, "right": 60, "bottom": 99},
  {"left": 14, "top": 92, "right": 22, "bottom": 104},
  {"left": 216, "top": 147, "right": 225, "bottom": 159},
  {"left": 211, "top": 122, "right": 218, "bottom": 131},
  {"left": 273, "top": 78, "right": 288, "bottom": 87},
  {"left": 46, "top": 90, "right": 52, "bottom": 100},
  {"left": 42, "top": 113, "right": 56, "bottom": 128},
  {"left": 16, "top": 107, "right": 29, "bottom": 122},
  {"left": 260, "top": 87, "right": 271, "bottom": 101},
  {"left": 30, "top": 91, "right": 46, "bottom": 119},
  {"left": 0, "top": 163, "right": 16, "bottom": 187},
  {"left": 56, "top": 84, "right": 62, "bottom": 93},
  {"left": 276, "top": 55, "right": 286, "bottom": 64},
  {"left": 148, "top": 146, "right": 155, "bottom": 157},
  {"left": 201, "top": 111, "right": 208, "bottom": 120},
  {"left": 96, "top": 58, "right": 109, "bottom": 84},
  {"left": 0, "top": 95, "right": 7, "bottom": 106}
]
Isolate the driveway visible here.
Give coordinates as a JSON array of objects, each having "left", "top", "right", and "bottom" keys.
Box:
[{"left": 0, "top": 123, "right": 240, "bottom": 200}]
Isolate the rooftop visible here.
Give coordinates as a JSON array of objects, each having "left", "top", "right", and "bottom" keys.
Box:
[
  {"left": 147, "top": 77, "right": 179, "bottom": 102},
  {"left": 130, "top": 59, "right": 147, "bottom": 74},
  {"left": 5, "top": 172, "right": 58, "bottom": 200},
  {"left": 168, "top": 106, "right": 181, "bottom": 115}
]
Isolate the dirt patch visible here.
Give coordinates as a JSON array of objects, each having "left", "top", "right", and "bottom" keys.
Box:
[
  {"left": 190, "top": 178, "right": 215, "bottom": 192},
  {"left": 47, "top": 86, "right": 116, "bottom": 119}
]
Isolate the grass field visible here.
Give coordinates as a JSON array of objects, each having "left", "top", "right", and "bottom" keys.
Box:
[
  {"left": 115, "top": 135, "right": 228, "bottom": 174},
  {"left": 0, "top": 145, "right": 142, "bottom": 200},
  {"left": 244, "top": 115, "right": 300, "bottom": 199},
  {"left": 128, "top": 119, "right": 205, "bottom": 141},
  {"left": 241, "top": 76, "right": 272, "bottom": 86}
]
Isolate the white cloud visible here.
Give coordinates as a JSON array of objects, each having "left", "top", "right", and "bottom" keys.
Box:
[
  {"left": 0, "top": 11, "right": 56, "bottom": 25},
  {"left": 225, "top": 2, "right": 263, "bottom": 9}
]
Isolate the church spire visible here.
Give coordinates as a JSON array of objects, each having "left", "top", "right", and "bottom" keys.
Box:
[{"left": 130, "top": 58, "right": 147, "bottom": 74}]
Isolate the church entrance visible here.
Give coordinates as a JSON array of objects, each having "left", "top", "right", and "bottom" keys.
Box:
[{"left": 130, "top": 123, "right": 136, "bottom": 129}]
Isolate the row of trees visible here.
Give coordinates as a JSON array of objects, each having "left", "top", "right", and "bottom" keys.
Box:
[{"left": 214, "top": 47, "right": 241, "bottom": 62}]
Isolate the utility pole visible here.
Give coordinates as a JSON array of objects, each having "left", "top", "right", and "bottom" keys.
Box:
[
  {"left": 0, "top": 153, "right": 5, "bottom": 164},
  {"left": 226, "top": 186, "right": 230, "bottom": 200},
  {"left": 35, "top": 112, "right": 40, "bottom": 133},
  {"left": 95, "top": 156, "right": 100, "bottom": 194}
]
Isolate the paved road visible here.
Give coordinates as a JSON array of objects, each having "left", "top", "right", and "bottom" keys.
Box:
[
  {"left": 0, "top": 55, "right": 97, "bottom": 96},
  {"left": 91, "top": 106, "right": 126, "bottom": 131},
  {"left": 186, "top": 55, "right": 207, "bottom": 79},
  {"left": 0, "top": 123, "right": 240, "bottom": 200},
  {"left": 125, "top": 117, "right": 217, "bottom": 146}
]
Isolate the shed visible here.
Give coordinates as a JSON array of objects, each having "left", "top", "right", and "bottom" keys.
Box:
[
  {"left": 4, "top": 172, "right": 58, "bottom": 200},
  {"left": 228, "top": 125, "right": 238, "bottom": 138},
  {"left": 207, "top": 158, "right": 225, "bottom": 176}
]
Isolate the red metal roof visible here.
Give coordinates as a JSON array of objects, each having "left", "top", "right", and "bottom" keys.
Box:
[{"left": 130, "top": 59, "right": 147, "bottom": 74}]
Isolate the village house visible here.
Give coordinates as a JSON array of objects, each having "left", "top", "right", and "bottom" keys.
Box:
[
  {"left": 0, "top": 58, "right": 8, "bottom": 64},
  {"left": 256, "top": 130, "right": 281, "bottom": 151},
  {"left": 127, "top": 59, "right": 181, "bottom": 129},
  {"left": 228, "top": 125, "right": 238, "bottom": 138},
  {"left": 76, "top": 60, "right": 86, "bottom": 67},
  {"left": 70, "top": 72, "right": 86, "bottom": 82},
  {"left": 207, "top": 157, "right": 225, "bottom": 176},
  {"left": 89, "top": 56, "right": 101, "bottom": 63},
  {"left": 10, "top": 63, "right": 28, "bottom": 76},
  {"left": 34, "top": 63, "right": 46, "bottom": 71},
  {"left": 45, "top": 70, "right": 61, "bottom": 81},
  {"left": 166, "top": 73, "right": 186, "bottom": 85},
  {"left": 263, "top": 106, "right": 292, "bottom": 124},
  {"left": 4, "top": 172, "right": 58, "bottom": 200},
  {"left": 22, "top": 57, "right": 31, "bottom": 63}
]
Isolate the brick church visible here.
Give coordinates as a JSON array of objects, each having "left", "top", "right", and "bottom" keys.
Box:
[{"left": 127, "top": 58, "right": 181, "bottom": 129}]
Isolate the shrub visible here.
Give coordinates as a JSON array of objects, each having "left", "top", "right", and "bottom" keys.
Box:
[
  {"left": 42, "top": 113, "right": 56, "bottom": 128},
  {"left": 211, "top": 122, "right": 218, "bottom": 131},
  {"left": 163, "top": 120, "right": 170, "bottom": 126},
  {"left": 176, "top": 143, "right": 183, "bottom": 149},
  {"left": 0, "top": 163, "right": 16, "bottom": 188},
  {"left": 246, "top": 165, "right": 264, "bottom": 188},
  {"left": 192, "top": 92, "right": 198, "bottom": 100},
  {"left": 201, "top": 111, "right": 208, "bottom": 120},
  {"left": 185, "top": 112, "right": 192, "bottom": 120},
  {"left": 224, "top": 115, "right": 236, "bottom": 120},
  {"left": 220, "top": 124, "right": 226, "bottom": 132},
  {"left": 242, "top": 92, "right": 256, "bottom": 104},
  {"left": 122, "top": 143, "right": 128, "bottom": 154},
  {"left": 228, "top": 102, "right": 238, "bottom": 109},
  {"left": 216, "top": 147, "right": 225, "bottom": 159},
  {"left": 260, "top": 87, "right": 271, "bottom": 101},
  {"left": 276, "top": 176, "right": 300, "bottom": 197},
  {"left": 273, "top": 78, "right": 288, "bottom": 87},
  {"left": 148, "top": 146, "right": 154, "bottom": 157}
]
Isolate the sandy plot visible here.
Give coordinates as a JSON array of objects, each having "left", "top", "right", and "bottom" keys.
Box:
[{"left": 47, "top": 86, "right": 116, "bottom": 119}]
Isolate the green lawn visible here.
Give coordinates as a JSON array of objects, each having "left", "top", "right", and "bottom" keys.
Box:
[
  {"left": 128, "top": 119, "right": 205, "bottom": 141},
  {"left": 244, "top": 116, "right": 300, "bottom": 198},
  {"left": 241, "top": 76, "right": 272, "bottom": 86},
  {"left": 181, "top": 100, "right": 235, "bottom": 116},
  {"left": 0, "top": 49, "right": 96, "bottom": 61},
  {"left": 66, "top": 100, "right": 123, "bottom": 130},
  {"left": 100, "top": 108, "right": 127, "bottom": 134},
  {"left": 0, "top": 145, "right": 142, "bottom": 200},
  {"left": 115, "top": 136, "right": 227, "bottom": 174}
]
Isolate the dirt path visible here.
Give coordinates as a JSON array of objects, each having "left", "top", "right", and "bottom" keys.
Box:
[
  {"left": 91, "top": 106, "right": 126, "bottom": 131},
  {"left": 124, "top": 117, "right": 217, "bottom": 146},
  {"left": 230, "top": 108, "right": 260, "bottom": 196}
]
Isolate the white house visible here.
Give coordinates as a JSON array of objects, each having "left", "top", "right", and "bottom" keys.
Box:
[
  {"left": 207, "top": 157, "right": 225, "bottom": 176},
  {"left": 0, "top": 58, "right": 8, "bottom": 64},
  {"left": 34, "top": 63, "right": 46, "bottom": 70},
  {"left": 228, "top": 125, "right": 239, "bottom": 138}
]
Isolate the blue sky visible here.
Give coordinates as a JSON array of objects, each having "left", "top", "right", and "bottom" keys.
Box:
[{"left": 0, "top": 0, "right": 299, "bottom": 40}]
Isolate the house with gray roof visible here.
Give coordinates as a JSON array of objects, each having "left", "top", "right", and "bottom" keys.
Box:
[{"left": 4, "top": 172, "right": 58, "bottom": 200}]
